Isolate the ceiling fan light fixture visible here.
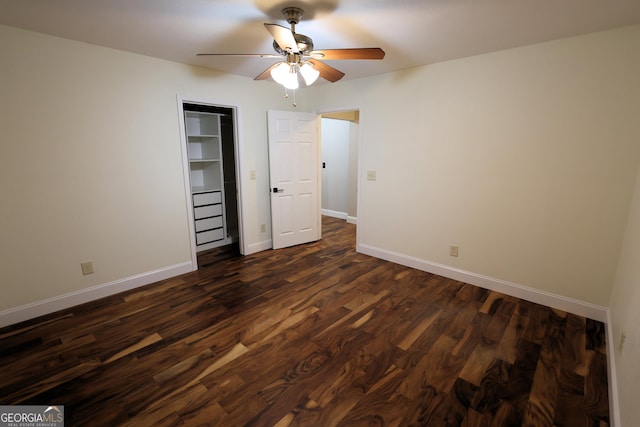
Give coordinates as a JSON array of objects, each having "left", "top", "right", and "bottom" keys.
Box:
[
  {"left": 299, "top": 62, "right": 320, "bottom": 85},
  {"left": 271, "top": 61, "right": 302, "bottom": 90},
  {"left": 282, "top": 65, "right": 299, "bottom": 90},
  {"left": 270, "top": 62, "right": 291, "bottom": 85}
]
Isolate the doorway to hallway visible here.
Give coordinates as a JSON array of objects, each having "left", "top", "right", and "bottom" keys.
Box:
[{"left": 320, "top": 110, "right": 359, "bottom": 225}]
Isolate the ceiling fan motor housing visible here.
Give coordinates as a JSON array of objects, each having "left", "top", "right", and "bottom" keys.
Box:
[{"left": 273, "top": 33, "right": 314, "bottom": 56}]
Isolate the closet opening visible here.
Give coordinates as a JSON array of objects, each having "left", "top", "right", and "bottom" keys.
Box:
[{"left": 180, "top": 101, "right": 242, "bottom": 267}]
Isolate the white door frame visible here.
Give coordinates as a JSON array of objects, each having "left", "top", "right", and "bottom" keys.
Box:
[{"left": 177, "top": 94, "right": 248, "bottom": 269}]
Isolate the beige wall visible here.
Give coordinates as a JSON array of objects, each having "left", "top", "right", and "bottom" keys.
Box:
[
  {"left": 610, "top": 163, "right": 640, "bottom": 425},
  {"left": 309, "top": 25, "right": 640, "bottom": 307},
  {"left": 0, "top": 25, "right": 295, "bottom": 312}
]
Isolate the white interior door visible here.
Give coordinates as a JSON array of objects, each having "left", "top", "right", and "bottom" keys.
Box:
[{"left": 268, "top": 110, "right": 320, "bottom": 249}]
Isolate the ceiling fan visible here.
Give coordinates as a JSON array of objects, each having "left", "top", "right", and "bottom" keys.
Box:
[{"left": 197, "top": 7, "right": 385, "bottom": 88}]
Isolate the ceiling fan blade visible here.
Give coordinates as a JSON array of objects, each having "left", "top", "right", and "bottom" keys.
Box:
[
  {"left": 197, "top": 53, "right": 281, "bottom": 58},
  {"left": 264, "top": 23, "right": 299, "bottom": 53},
  {"left": 254, "top": 63, "right": 281, "bottom": 81},
  {"left": 307, "top": 59, "right": 345, "bottom": 83},
  {"left": 309, "top": 48, "right": 385, "bottom": 60}
]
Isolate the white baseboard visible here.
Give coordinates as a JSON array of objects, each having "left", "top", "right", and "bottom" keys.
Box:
[
  {"left": 321, "top": 210, "right": 357, "bottom": 225},
  {"left": 357, "top": 243, "right": 608, "bottom": 322},
  {"left": 0, "top": 261, "right": 194, "bottom": 329},
  {"left": 605, "top": 309, "right": 621, "bottom": 427},
  {"left": 246, "top": 239, "right": 272, "bottom": 255},
  {"left": 322, "top": 209, "right": 347, "bottom": 220}
]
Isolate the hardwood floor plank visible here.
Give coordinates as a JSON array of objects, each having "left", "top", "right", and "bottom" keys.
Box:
[
  {"left": 471, "top": 358, "right": 511, "bottom": 414},
  {"left": 335, "top": 373, "right": 410, "bottom": 427},
  {"left": 452, "top": 311, "right": 488, "bottom": 360},
  {"left": 397, "top": 334, "right": 462, "bottom": 400},
  {"left": 177, "top": 399, "right": 228, "bottom": 426},
  {"left": 499, "top": 339, "right": 541, "bottom": 423},
  {"left": 521, "top": 304, "right": 551, "bottom": 345},
  {"left": 459, "top": 342, "right": 498, "bottom": 387},
  {"left": 2, "top": 359, "right": 102, "bottom": 404},
  {"left": 0, "top": 216, "right": 609, "bottom": 425},
  {"left": 495, "top": 308, "right": 530, "bottom": 364},
  {"left": 121, "top": 383, "right": 209, "bottom": 427},
  {"left": 521, "top": 305, "right": 566, "bottom": 427},
  {"left": 312, "top": 290, "right": 390, "bottom": 339},
  {"left": 554, "top": 367, "right": 587, "bottom": 427},
  {"left": 585, "top": 351, "right": 610, "bottom": 424},
  {"left": 586, "top": 318, "right": 607, "bottom": 354},
  {"left": 396, "top": 305, "right": 441, "bottom": 351},
  {"left": 522, "top": 359, "right": 557, "bottom": 427},
  {"left": 562, "top": 313, "right": 587, "bottom": 374},
  {"left": 103, "top": 332, "right": 163, "bottom": 364},
  {"left": 461, "top": 408, "right": 490, "bottom": 427}
]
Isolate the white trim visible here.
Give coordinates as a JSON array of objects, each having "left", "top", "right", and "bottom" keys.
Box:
[
  {"left": 231, "top": 104, "right": 247, "bottom": 255},
  {"left": 357, "top": 243, "right": 608, "bottom": 322},
  {"left": 0, "top": 262, "right": 193, "bottom": 329},
  {"left": 322, "top": 209, "right": 347, "bottom": 220},
  {"left": 605, "top": 309, "right": 621, "bottom": 427},
  {"left": 317, "top": 114, "right": 323, "bottom": 242},
  {"left": 320, "top": 210, "right": 357, "bottom": 225},
  {"left": 176, "top": 96, "right": 198, "bottom": 270},
  {"left": 246, "top": 239, "right": 273, "bottom": 255}
]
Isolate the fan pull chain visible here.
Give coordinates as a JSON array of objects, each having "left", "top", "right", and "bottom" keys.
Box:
[{"left": 282, "top": 87, "right": 297, "bottom": 107}]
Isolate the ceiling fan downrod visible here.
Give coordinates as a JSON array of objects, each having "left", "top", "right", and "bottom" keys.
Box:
[{"left": 282, "top": 7, "right": 304, "bottom": 33}]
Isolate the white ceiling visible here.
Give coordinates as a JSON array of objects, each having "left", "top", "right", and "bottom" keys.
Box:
[{"left": 2, "top": 0, "right": 640, "bottom": 83}]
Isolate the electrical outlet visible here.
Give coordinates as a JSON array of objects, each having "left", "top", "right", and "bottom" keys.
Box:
[
  {"left": 250, "top": 170, "right": 256, "bottom": 180},
  {"left": 367, "top": 171, "right": 377, "bottom": 181},
  {"left": 260, "top": 223, "right": 266, "bottom": 233},
  {"left": 619, "top": 330, "right": 627, "bottom": 353},
  {"left": 450, "top": 245, "right": 459, "bottom": 257},
  {"left": 81, "top": 261, "right": 94, "bottom": 275}
]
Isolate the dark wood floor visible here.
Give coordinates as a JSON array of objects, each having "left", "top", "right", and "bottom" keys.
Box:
[{"left": 0, "top": 216, "right": 609, "bottom": 426}]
